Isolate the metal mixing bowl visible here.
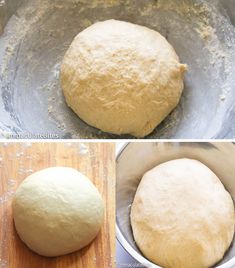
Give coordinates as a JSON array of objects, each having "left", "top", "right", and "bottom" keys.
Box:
[
  {"left": 116, "top": 142, "right": 235, "bottom": 268},
  {"left": 0, "top": 0, "right": 235, "bottom": 139}
]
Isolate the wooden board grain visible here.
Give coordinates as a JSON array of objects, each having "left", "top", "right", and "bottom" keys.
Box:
[{"left": 0, "top": 142, "right": 115, "bottom": 268}]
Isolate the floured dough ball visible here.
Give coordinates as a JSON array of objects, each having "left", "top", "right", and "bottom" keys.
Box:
[
  {"left": 60, "top": 19, "right": 186, "bottom": 137},
  {"left": 13, "top": 167, "right": 104, "bottom": 257},
  {"left": 131, "top": 159, "right": 235, "bottom": 268}
]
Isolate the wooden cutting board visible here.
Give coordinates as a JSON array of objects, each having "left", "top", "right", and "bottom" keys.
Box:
[{"left": 0, "top": 142, "right": 115, "bottom": 268}]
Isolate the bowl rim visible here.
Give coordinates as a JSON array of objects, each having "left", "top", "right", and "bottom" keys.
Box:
[{"left": 115, "top": 142, "right": 235, "bottom": 268}]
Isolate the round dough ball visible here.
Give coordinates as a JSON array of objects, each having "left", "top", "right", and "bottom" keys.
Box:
[
  {"left": 60, "top": 20, "right": 186, "bottom": 137},
  {"left": 131, "top": 159, "right": 235, "bottom": 268},
  {"left": 13, "top": 167, "right": 104, "bottom": 257}
]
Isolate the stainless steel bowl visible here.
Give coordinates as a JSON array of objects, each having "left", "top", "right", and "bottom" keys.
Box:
[
  {"left": 116, "top": 142, "right": 235, "bottom": 268},
  {"left": 0, "top": 0, "right": 235, "bottom": 139}
]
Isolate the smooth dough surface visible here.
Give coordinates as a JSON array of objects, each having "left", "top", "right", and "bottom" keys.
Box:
[
  {"left": 13, "top": 167, "right": 104, "bottom": 257},
  {"left": 131, "top": 159, "right": 235, "bottom": 268},
  {"left": 60, "top": 19, "right": 186, "bottom": 137}
]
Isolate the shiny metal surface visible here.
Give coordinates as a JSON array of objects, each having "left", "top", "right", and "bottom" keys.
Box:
[
  {"left": 116, "top": 142, "right": 235, "bottom": 267},
  {"left": 0, "top": 0, "right": 235, "bottom": 138}
]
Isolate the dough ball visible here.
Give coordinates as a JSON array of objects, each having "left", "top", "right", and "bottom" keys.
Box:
[
  {"left": 13, "top": 167, "right": 104, "bottom": 257},
  {"left": 60, "top": 20, "right": 186, "bottom": 137},
  {"left": 131, "top": 159, "right": 235, "bottom": 268}
]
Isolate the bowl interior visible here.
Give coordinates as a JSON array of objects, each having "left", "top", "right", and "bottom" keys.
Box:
[
  {"left": 0, "top": 0, "right": 235, "bottom": 138},
  {"left": 116, "top": 142, "right": 235, "bottom": 267}
]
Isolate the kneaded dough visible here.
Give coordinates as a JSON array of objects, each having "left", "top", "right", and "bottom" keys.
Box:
[
  {"left": 13, "top": 167, "right": 104, "bottom": 257},
  {"left": 60, "top": 19, "right": 186, "bottom": 137},
  {"left": 131, "top": 159, "right": 235, "bottom": 268}
]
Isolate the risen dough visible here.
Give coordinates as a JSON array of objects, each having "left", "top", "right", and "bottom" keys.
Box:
[
  {"left": 131, "top": 159, "right": 235, "bottom": 268},
  {"left": 13, "top": 167, "right": 104, "bottom": 257},
  {"left": 60, "top": 19, "right": 186, "bottom": 137}
]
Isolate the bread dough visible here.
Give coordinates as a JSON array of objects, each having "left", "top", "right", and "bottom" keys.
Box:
[
  {"left": 131, "top": 159, "right": 235, "bottom": 268},
  {"left": 60, "top": 20, "right": 186, "bottom": 137},
  {"left": 13, "top": 167, "right": 104, "bottom": 257}
]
